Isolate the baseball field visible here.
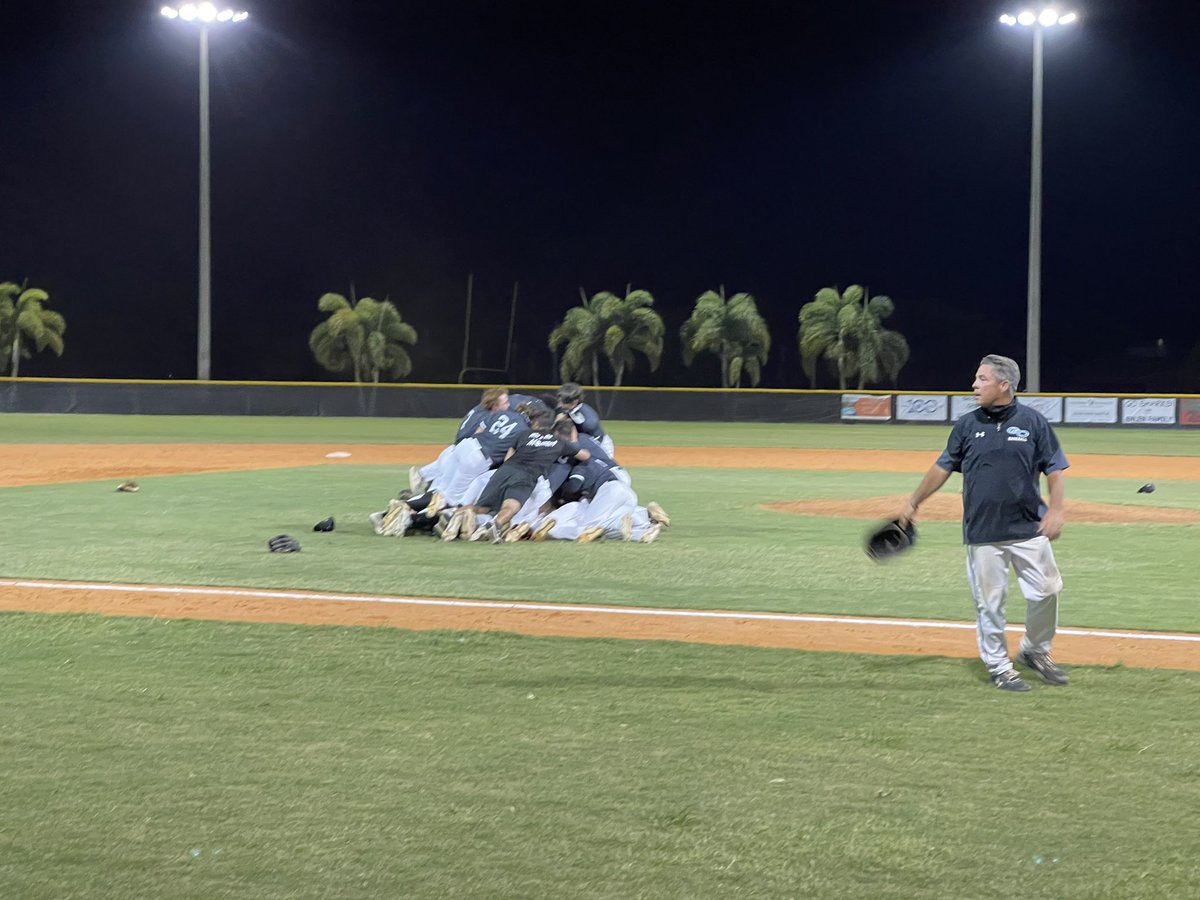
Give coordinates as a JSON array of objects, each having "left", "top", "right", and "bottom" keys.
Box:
[{"left": 2, "top": 412, "right": 1198, "bottom": 898}]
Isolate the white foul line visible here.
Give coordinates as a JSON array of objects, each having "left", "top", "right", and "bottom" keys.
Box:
[{"left": 1, "top": 578, "right": 1198, "bottom": 644}]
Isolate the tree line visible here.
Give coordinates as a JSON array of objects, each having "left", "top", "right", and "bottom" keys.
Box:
[
  {"left": 0, "top": 277, "right": 908, "bottom": 389},
  {"left": 310, "top": 283, "right": 909, "bottom": 389}
]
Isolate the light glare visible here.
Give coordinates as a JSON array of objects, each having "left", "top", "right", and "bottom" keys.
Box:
[
  {"left": 999, "top": 14, "right": 1017, "bottom": 25},
  {"left": 1017, "top": 10, "right": 1036, "bottom": 25},
  {"left": 198, "top": 2, "right": 217, "bottom": 21},
  {"left": 161, "top": 6, "right": 179, "bottom": 18},
  {"left": 232, "top": 11, "right": 249, "bottom": 22},
  {"left": 178, "top": 3, "right": 197, "bottom": 20},
  {"left": 1059, "top": 12, "right": 1078, "bottom": 24},
  {"left": 1038, "top": 9, "right": 1059, "bottom": 25},
  {"left": 217, "top": 9, "right": 233, "bottom": 20}
]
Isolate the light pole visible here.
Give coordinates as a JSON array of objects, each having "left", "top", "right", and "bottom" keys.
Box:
[
  {"left": 161, "top": 3, "right": 249, "bottom": 381},
  {"left": 1000, "top": 8, "right": 1077, "bottom": 393}
]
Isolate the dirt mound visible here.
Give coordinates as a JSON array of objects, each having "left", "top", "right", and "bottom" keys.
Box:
[{"left": 764, "top": 494, "right": 1200, "bottom": 525}]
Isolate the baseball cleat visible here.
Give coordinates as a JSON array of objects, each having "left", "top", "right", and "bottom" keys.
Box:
[
  {"left": 432, "top": 509, "right": 454, "bottom": 539},
  {"left": 423, "top": 490, "right": 446, "bottom": 520},
  {"left": 532, "top": 518, "right": 557, "bottom": 541},
  {"left": 408, "top": 466, "right": 428, "bottom": 494},
  {"left": 639, "top": 523, "right": 664, "bottom": 543},
  {"left": 458, "top": 507, "right": 477, "bottom": 537},
  {"left": 1015, "top": 650, "right": 1069, "bottom": 685},
  {"left": 504, "top": 522, "right": 531, "bottom": 542},
  {"left": 646, "top": 502, "right": 670, "bottom": 527},
  {"left": 619, "top": 514, "right": 634, "bottom": 541},
  {"left": 990, "top": 669, "right": 1032, "bottom": 692},
  {"left": 368, "top": 510, "right": 387, "bottom": 535},
  {"left": 440, "top": 508, "right": 465, "bottom": 542},
  {"left": 381, "top": 503, "right": 412, "bottom": 537},
  {"left": 576, "top": 525, "right": 605, "bottom": 543}
]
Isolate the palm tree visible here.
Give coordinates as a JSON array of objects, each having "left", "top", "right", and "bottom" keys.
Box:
[
  {"left": 548, "top": 289, "right": 608, "bottom": 386},
  {"left": 308, "top": 291, "right": 418, "bottom": 382},
  {"left": 850, "top": 293, "right": 910, "bottom": 389},
  {"left": 548, "top": 286, "right": 664, "bottom": 387},
  {"left": 601, "top": 287, "right": 664, "bottom": 389},
  {"left": 680, "top": 287, "right": 771, "bottom": 387},
  {"left": 0, "top": 281, "right": 66, "bottom": 376},
  {"left": 798, "top": 285, "right": 908, "bottom": 389},
  {"left": 798, "top": 285, "right": 859, "bottom": 389}
]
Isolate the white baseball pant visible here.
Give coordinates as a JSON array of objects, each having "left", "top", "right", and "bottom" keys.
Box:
[{"left": 965, "top": 535, "right": 1063, "bottom": 676}]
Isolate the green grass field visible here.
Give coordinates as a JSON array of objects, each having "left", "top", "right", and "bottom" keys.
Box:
[{"left": 2, "top": 413, "right": 1198, "bottom": 898}]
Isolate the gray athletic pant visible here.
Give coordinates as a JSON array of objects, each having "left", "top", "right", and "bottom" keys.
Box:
[{"left": 965, "top": 536, "right": 1063, "bottom": 676}]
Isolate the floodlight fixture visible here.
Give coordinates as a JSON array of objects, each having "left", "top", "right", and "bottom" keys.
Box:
[
  {"left": 1002, "top": 7, "right": 1078, "bottom": 28},
  {"left": 161, "top": 4, "right": 249, "bottom": 24}
]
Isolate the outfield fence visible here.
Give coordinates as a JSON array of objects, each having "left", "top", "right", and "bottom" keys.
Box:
[{"left": 3, "top": 377, "right": 1199, "bottom": 426}]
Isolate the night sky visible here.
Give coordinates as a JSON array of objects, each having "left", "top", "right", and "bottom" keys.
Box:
[{"left": 3, "top": 0, "right": 1198, "bottom": 392}]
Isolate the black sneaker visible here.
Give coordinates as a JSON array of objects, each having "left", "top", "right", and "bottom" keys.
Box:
[
  {"left": 1015, "top": 650, "right": 1069, "bottom": 685},
  {"left": 991, "top": 669, "right": 1032, "bottom": 692}
]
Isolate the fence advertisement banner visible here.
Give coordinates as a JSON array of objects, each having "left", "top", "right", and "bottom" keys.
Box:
[
  {"left": 1019, "top": 396, "right": 1064, "bottom": 423},
  {"left": 950, "top": 395, "right": 977, "bottom": 422},
  {"left": 1121, "top": 397, "right": 1176, "bottom": 425},
  {"left": 840, "top": 394, "right": 892, "bottom": 422},
  {"left": 1065, "top": 397, "right": 1118, "bottom": 424},
  {"left": 895, "top": 395, "right": 948, "bottom": 422},
  {"left": 1180, "top": 398, "right": 1200, "bottom": 426}
]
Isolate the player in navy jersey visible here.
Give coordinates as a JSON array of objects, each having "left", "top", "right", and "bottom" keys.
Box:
[
  {"left": 556, "top": 382, "right": 615, "bottom": 457},
  {"left": 444, "top": 410, "right": 591, "bottom": 542},
  {"left": 531, "top": 422, "right": 668, "bottom": 543}
]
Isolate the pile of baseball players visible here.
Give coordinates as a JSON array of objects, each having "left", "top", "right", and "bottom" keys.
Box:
[{"left": 368, "top": 383, "right": 670, "bottom": 544}]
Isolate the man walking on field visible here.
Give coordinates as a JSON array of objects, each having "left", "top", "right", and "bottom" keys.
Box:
[{"left": 899, "top": 354, "right": 1069, "bottom": 692}]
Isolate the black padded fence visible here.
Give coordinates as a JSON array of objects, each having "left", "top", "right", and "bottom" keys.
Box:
[{"left": 0, "top": 380, "right": 847, "bottom": 423}]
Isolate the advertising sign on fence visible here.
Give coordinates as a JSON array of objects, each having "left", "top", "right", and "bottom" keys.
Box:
[
  {"left": 1019, "top": 395, "right": 1064, "bottom": 423},
  {"left": 895, "top": 395, "right": 948, "bottom": 422},
  {"left": 950, "top": 395, "right": 977, "bottom": 422},
  {"left": 1121, "top": 397, "right": 1176, "bottom": 425},
  {"left": 1180, "top": 398, "right": 1200, "bottom": 426},
  {"left": 1065, "top": 397, "right": 1118, "bottom": 424},
  {"left": 841, "top": 394, "right": 892, "bottom": 422}
]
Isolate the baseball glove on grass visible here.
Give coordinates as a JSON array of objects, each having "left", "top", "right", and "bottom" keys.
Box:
[
  {"left": 864, "top": 519, "right": 917, "bottom": 562},
  {"left": 268, "top": 534, "right": 302, "bottom": 553}
]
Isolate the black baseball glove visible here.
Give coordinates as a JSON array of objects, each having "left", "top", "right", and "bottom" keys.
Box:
[
  {"left": 864, "top": 519, "right": 917, "bottom": 562},
  {"left": 313, "top": 517, "right": 335, "bottom": 532},
  {"left": 268, "top": 534, "right": 302, "bottom": 553}
]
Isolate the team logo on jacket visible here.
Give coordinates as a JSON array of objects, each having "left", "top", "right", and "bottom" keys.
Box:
[{"left": 1006, "top": 426, "right": 1030, "bottom": 442}]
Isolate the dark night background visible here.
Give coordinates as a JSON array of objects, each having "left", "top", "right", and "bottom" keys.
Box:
[{"left": 3, "top": 0, "right": 1198, "bottom": 391}]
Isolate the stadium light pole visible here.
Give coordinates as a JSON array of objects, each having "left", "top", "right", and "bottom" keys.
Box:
[
  {"left": 161, "top": 3, "right": 249, "bottom": 381},
  {"left": 999, "top": 8, "right": 1077, "bottom": 393}
]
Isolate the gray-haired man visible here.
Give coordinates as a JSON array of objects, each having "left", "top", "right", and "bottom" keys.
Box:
[{"left": 899, "top": 354, "right": 1069, "bottom": 692}]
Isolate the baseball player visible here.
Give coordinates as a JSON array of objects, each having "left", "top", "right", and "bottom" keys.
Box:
[
  {"left": 898, "top": 354, "right": 1069, "bottom": 692},
  {"left": 409, "top": 387, "right": 512, "bottom": 494},
  {"left": 556, "top": 382, "right": 615, "bottom": 457},
  {"left": 532, "top": 424, "right": 666, "bottom": 542},
  {"left": 446, "top": 410, "right": 592, "bottom": 542}
]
